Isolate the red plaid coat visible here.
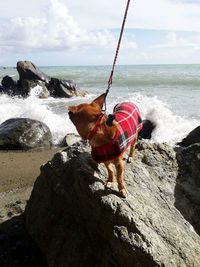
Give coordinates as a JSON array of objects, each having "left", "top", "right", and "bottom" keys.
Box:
[{"left": 91, "top": 102, "right": 143, "bottom": 163}]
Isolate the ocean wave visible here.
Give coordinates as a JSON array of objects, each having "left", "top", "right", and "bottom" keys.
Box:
[
  {"left": 0, "top": 91, "right": 199, "bottom": 146},
  {"left": 0, "top": 94, "right": 73, "bottom": 145},
  {"left": 128, "top": 93, "right": 200, "bottom": 144}
]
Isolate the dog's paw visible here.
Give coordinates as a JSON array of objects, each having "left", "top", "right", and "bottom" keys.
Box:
[
  {"left": 127, "top": 157, "right": 133, "bottom": 163},
  {"left": 119, "top": 188, "right": 129, "bottom": 198},
  {"left": 105, "top": 181, "right": 113, "bottom": 189}
]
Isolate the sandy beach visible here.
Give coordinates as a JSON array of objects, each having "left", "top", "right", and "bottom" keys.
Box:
[
  {"left": 0, "top": 149, "right": 60, "bottom": 193},
  {"left": 0, "top": 148, "right": 60, "bottom": 267}
]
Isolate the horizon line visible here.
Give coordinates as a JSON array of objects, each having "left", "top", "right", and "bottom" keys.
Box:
[{"left": 1, "top": 63, "right": 200, "bottom": 68}]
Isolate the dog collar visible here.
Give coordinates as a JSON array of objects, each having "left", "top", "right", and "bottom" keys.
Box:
[{"left": 87, "top": 113, "right": 105, "bottom": 140}]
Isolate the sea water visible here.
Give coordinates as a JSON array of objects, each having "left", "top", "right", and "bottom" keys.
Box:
[{"left": 0, "top": 64, "right": 200, "bottom": 145}]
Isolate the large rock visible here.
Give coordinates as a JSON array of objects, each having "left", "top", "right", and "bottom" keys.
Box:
[
  {"left": 48, "top": 78, "right": 85, "bottom": 98},
  {"left": 0, "top": 118, "right": 52, "bottom": 150},
  {"left": 1, "top": 61, "right": 86, "bottom": 98},
  {"left": 138, "top": 119, "right": 156, "bottom": 140},
  {"left": 1, "top": 75, "right": 17, "bottom": 89},
  {"left": 175, "top": 143, "right": 200, "bottom": 234},
  {"left": 0, "top": 85, "right": 4, "bottom": 93},
  {"left": 178, "top": 125, "right": 200, "bottom": 147},
  {"left": 25, "top": 142, "right": 200, "bottom": 267},
  {"left": 0, "top": 75, "right": 19, "bottom": 95},
  {"left": 21, "top": 80, "right": 49, "bottom": 98},
  {"left": 17, "top": 61, "right": 50, "bottom": 84}
]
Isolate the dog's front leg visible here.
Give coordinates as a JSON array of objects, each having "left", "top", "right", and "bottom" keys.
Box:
[
  {"left": 114, "top": 157, "right": 128, "bottom": 198},
  {"left": 104, "top": 161, "right": 115, "bottom": 189}
]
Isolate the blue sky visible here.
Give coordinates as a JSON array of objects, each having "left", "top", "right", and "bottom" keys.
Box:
[{"left": 0, "top": 0, "right": 200, "bottom": 66}]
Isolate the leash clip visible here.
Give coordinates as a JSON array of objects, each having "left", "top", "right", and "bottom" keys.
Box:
[{"left": 106, "top": 114, "right": 115, "bottom": 126}]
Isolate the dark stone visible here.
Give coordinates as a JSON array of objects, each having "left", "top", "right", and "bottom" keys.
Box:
[
  {"left": 175, "top": 143, "right": 200, "bottom": 235},
  {"left": 17, "top": 61, "right": 50, "bottom": 84},
  {"left": 0, "top": 215, "right": 47, "bottom": 267},
  {"left": 48, "top": 78, "right": 84, "bottom": 98},
  {"left": 21, "top": 80, "right": 49, "bottom": 98},
  {"left": 0, "top": 76, "right": 19, "bottom": 96},
  {"left": 1, "top": 61, "right": 86, "bottom": 98},
  {"left": 0, "top": 85, "right": 4, "bottom": 93},
  {"left": 60, "top": 79, "right": 77, "bottom": 92},
  {"left": 0, "top": 118, "right": 52, "bottom": 150},
  {"left": 138, "top": 119, "right": 156, "bottom": 140},
  {"left": 25, "top": 141, "right": 200, "bottom": 267},
  {"left": 1, "top": 75, "right": 17, "bottom": 88},
  {"left": 178, "top": 125, "right": 200, "bottom": 147}
]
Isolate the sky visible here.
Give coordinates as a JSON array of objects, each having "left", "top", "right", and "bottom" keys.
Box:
[{"left": 0, "top": 0, "right": 200, "bottom": 66}]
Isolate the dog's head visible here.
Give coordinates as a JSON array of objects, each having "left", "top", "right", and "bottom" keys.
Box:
[{"left": 68, "top": 93, "right": 106, "bottom": 139}]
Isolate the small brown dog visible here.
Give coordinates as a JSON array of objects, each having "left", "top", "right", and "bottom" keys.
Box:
[{"left": 68, "top": 93, "right": 144, "bottom": 198}]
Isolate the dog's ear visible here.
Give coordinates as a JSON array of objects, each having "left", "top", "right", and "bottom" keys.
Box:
[{"left": 92, "top": 93, "right": 106, "bottom": 109}]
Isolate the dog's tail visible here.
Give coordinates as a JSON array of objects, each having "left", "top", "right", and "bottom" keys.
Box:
[{"left": 138, "top": 119, "right": 156, "bottom": 140}]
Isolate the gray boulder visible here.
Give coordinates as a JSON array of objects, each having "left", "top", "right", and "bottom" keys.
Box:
[
  {"left": 48, "top": 77, "right": 85, "bottom": 98},
  {"left": 17, "top": 61, "right": 50, "bottom": 84},
  {"left": 16, "top": 61, "right": 86, "bottom": 98},
  {"left": 0, "top": 75, "right": 19, "bottom": 95},
  {"left": 0, "top": 118, "right": 52, "bottom": 150},
  {"left": 175, "top": 143, "right": 200, "bottom": 235},
  {"left": 178, "top": 125, "right": 200, "bottom": 147},
  {"left": 25, "top": 142, "right": 200, "bottom": 267},
  {"left": 0, "top": 85, "right": 5, "bottom": 93},
  {"left": 1, "top": 75, "right": 17, "bottom": 89},
  {"left": 21, "top": 80, "right": 49, "bottom": 98},
  {"left": 1, "top": 61, "right": 86, "bottom": 98}
]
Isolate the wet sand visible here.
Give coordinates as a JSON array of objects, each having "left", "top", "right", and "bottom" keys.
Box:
[
  {"left": 0, "top": 148, "right": 59, "bottom": 193},
  {"left": 0, "top": 148, "right": 61, "bottom": 267}
]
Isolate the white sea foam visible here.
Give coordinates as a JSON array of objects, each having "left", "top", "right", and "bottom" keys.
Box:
[
  {"left": 0, "top": 94, "right": 76, "bottom": 145},
  {"left": 30, "top": 85, "right": 45, "bottom": 97},
  {"left": 128, "top": 93, "right": 199, "bottom": 144},
  {"left": 1, "top": 64, "right": 199, "bottom": 146},
  {"left": 0, "top": 91, "right": 199, "bottom": 146}
]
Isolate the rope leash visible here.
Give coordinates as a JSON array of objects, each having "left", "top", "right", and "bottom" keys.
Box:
[{"left": 104, "top": 0, "right": 131, "bottom": 112}]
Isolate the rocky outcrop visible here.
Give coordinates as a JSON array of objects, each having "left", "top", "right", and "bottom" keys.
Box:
[
  {"left": 21, "top": 80, "right": 49, "bottom": 98},
  {"left": 0, "top": 118, "right": 52, "bottom": 150},
  {"left": 175, "top": 143, "right": 200, "bottom": 235},
  {"left": 178, "top": 125, "right": 200, "bottom": 147},
  {"left": 17, "top": 61, "right": 50, "bottom": 84},
  {"left": 0, "top": 75, "right": 19, "bottom": 95},
  {"left": 1, "top": 75, "right": 17, "bottom": 89},
  {"left": 0, "top": 85, "right": 5, "bottom": 93},
  {"left": 25, "top": 141, "right": 200, "bottom": 267},
  {"left": 0, "top": 61, "right": 86, "bottom": 98},
  {"left": 138, "top": 119, "right": 156, "bottom": 140},
  {"left": 47, "top": 77, "right": 85, "bottom": 98}
]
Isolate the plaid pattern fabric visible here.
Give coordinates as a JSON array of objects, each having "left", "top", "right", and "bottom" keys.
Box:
[{"left": 91, "top": 102, "right": 143, "bottom": 163}]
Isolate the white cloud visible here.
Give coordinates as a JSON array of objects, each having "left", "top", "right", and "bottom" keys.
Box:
[
  {"left": 130, "top": 0, "right": 200, "bottom": 32},
  {"left": 1, "top": 0, "right": 200, "bottom": 65},
  {"left": 65, "top": 0, "right": 200, "bottom": 33},
  {"left": 152, "top": 32, "right": 200, "bottom": 49},
  {"left": 0, "top": 0, "right": 137, "bottom": 54}
]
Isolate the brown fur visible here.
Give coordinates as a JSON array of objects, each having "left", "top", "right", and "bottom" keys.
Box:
[{"left": 68, "top": 94, "right": 137, "bottom": 198}]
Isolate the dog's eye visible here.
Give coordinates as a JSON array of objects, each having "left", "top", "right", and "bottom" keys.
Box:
[{"left": 68, "top": 111, "right": 73, "bottom": 116}]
